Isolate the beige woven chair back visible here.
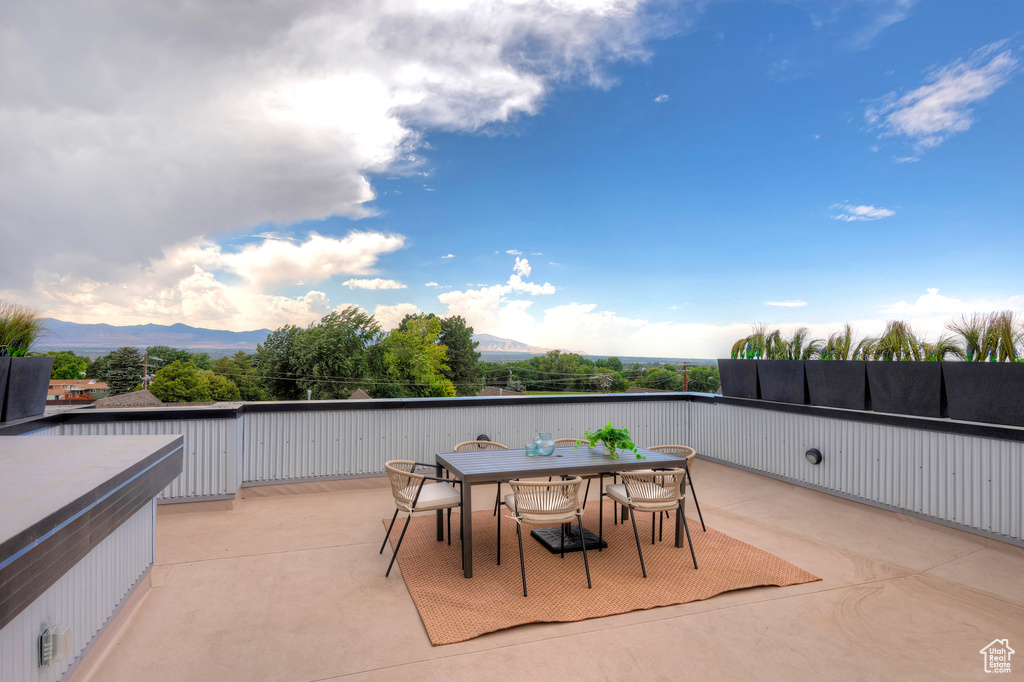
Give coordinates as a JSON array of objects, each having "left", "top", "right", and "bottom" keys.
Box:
[
  {"left": 618, "top": 469, "right": 686, "bottom": 511},
  {"left": 384, "top": 460, "right": 424, "bottom": 511},
  {"left": 509, "top": 477, "right": 582, "bottom": 524},
  {"left": 552, "top": 438, "right": 580, "bottom": 447},
  {"left": 453, "top": 440, "right": 508, "bottom": 451},
  {"left": 648, "top": 444, "right": 697, "bottom": 463}
]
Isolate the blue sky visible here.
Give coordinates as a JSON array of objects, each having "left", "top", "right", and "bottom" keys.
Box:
[{"left": 1, "top": 0, "right": 1021, "bottom": 357}]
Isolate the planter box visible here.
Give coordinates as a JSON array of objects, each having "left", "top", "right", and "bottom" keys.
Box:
[
  {"left": 866, "top": 361, "right": 946, "bottom": 418},
  {"left": 0, "top": 357, "right": 8, "bottom": 420},
  {"left": 756, "top": 360, "right": 808, "bottom": 404},
  {"left": 942, "top": 362, "right": 1024, "bottom": 427},
  {"left": 805, "top": 361, "right": 869, "bottom": 411},
  {"left": 718, "top": 359, "right": 759, "bottom": 399},
  {"left": 2, "top": 356, "right": 54, "bottom": 422}
]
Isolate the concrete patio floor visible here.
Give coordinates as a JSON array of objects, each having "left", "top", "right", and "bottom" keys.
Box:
[{"left": 73, "top": 461, "right": 1024, "bottom": 681}]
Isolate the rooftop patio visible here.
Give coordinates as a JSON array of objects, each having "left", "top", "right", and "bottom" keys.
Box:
[{"left": 73, "top": 458, "right": 1024, "bottom": 681}]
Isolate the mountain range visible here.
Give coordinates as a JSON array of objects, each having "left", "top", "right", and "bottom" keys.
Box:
[{"left": 35, "top": 319, "right": 584, "bottom": 357}]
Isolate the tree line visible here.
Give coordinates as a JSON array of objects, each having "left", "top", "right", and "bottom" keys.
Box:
[{"left": 60, "top": 308, "right": 720, "bottom": 402}]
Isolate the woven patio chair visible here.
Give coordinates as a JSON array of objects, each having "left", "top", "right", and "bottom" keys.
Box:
[
  {"left": 453, "top": 439, "right": 509, "bottom": 516},
  {"left": 647, "top": 445, "right": 705, "bottom": 532},
  {"left": 499, "top": 476, "right": 592, "bottom": 596},
  {"left": 553, "top": 437, "right": 606, "bottom": 515},
  {"left": 381, "top": 460, "right": 462, "bottom": 578},
  {"left": 605, "top": 468, "right": 697, "bottom": 577}
]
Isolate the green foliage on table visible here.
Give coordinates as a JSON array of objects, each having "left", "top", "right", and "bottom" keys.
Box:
[{"left": 576, "top": 421, "right": 643, "bottom": 460}]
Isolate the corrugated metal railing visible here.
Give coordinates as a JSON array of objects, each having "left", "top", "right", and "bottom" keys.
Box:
[{"left": 20, "top": 395, "right": 1024, "bottom": 546}]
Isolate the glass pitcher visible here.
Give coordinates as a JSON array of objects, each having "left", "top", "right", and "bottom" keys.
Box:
[{"left": 534, "top": 432, "right": 555, "bottom": 456}]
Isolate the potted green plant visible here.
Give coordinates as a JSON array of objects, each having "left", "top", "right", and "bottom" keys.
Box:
[
  {"left": 805, "top": 324, "right": 871, "bottom": 411},
  {"left": 719, "top": 325, "right": 765, "bottom": 399},
  {"left": 0, "top": 301, "right": 52, "bottom": 422},
  {"left": 865, "top": 320, "right": 948, "bottom": 418},
  {"left": 755, "top": 327, "right": 818, "bottom": 404},
  {"left": 943, "top": 311, "right": 1024, "bottom": 426},
  {"left": 576, "top": 421, "right": 644, "bottom": 460}
]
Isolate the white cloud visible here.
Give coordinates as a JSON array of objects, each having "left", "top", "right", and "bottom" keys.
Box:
[
  {"left": 866, "top": 41, "right": 1018, "bottom": 151},
  {"left": 442, "top": 254, "right": 455, "bottom": 259},
  {"left": 342, "top": 278, "right": 407, "bottom": 290},
  {"left": 878, "top": 287, "right": 972, "bottom": 316},
  {"left": 220, "top": 232, "right": 404, "bottom": 290},
  {"left": 374, "top": 303, "right": 420, "bottom": 331},
  {"left": 513, "top": 257, "right": 532, "bottom": 278},
  {"left": 505, "top": 249, "right": 523, "bottom": 255},
  {"left": 850, "top": 0, "right": 919, "bottom": 48},
  {"left": 830, "top": 204, "right": 895, "bottom": 222},
  {"left": 764, "top": 300, "right": 807, "bottom": 308},
  {"left": 425, "top": 282, "right": 440, "bottom": 287},
  {"left": 654, "top": 94, "right": 669, "bottom": 102},
  {"left": 892, "top": 156, "right": 919, "bottom": 163},
  {"left": 0, "top": 0, "right": 663, "bottom": 293}
]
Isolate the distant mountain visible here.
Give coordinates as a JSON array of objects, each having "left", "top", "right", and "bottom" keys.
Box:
[
  {"left": 472, "top": 333, "right": 586, "bottom": 356},
  {"left": 38, "top": 319, "right": 272, "bottom": 352}
]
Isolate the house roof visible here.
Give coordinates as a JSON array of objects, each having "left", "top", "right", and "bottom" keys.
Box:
[
  {"left": 93, "top": 389, "right": 164, "bottom": 408},
  {"left": 348, "top": 388, "right": 372, "bottom": 400}
]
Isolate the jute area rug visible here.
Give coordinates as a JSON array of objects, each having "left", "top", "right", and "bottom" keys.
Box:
[{"left": 383, "top": 504, "right": 820, "bottom": 645}]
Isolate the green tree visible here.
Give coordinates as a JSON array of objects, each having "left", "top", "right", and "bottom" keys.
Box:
[
  {"left": 149, "top": 361, "right": 209, "bottom": 402},
  {"left": 86, "top": 353, "right": 110, "bottom": 380},
  {"left": 205, "top": 371, "right": 241, "bottom": 401},
  {"left": 438, "top": 315, "right": 481, "bottom": 395},
  {"left": 380, "top": 315, "right": 455, "bottom": 397},
  {"left": 146, "top": 345, "right": 213, "bottom": 371},
  {"left": 293, "top": 307, "right": 380, "bottom": 399},
  {"left": 47, "top": 350, "right": 89, "bottom": 380},
  {"left": 213, "top": 352, "right": 268, "bottom": 401},
  {"left": 255, "top": 325, "right": 305, "bottom": 400},
  {"left": 106, "top": 346, "right": 144, "bottom": 396}
]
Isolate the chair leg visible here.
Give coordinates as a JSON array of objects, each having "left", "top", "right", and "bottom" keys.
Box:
[
  {"left": 516, "top": 521, "right": 527, "bottom": 597},
  {"left": 385, "top": 513, "right": 413, "bottom": 577},
  {"left": 493, "top": 483, "right": 501, "bottom": 516},
  {"left": 447, "top": 507, "right": 451, "bottom": 546},
  {"left": 380, "top": 508, "right": 399, "bottom": 555},
  {"left": 582, "top": 478, "right": 591, "bottom": 511},
  {"left": 659, "top": 510, "right": 664, "bottom": 542},
  {"left": 496, "top": 501, "right": 501, "bottom": 565},
  {"left": 598, "top": 475, "right": 604, "bottom": 550},
  {"left": 628, "top": 505, "right": 647, "bottom": 578},
  {"left": 651, "top": 512, "right": 656, "bottom": 545},
  {"left": 686, "top": 465, "right": 706, "bottom": 531},
  {"left": 560, "top": 523, "right": 565, "bottom": 559},
  {"left": 577, "top": 511, "right": 592, "bottom": 589},
  {"left": 679, "top": 500, "right": 698, "bottom": 569}
]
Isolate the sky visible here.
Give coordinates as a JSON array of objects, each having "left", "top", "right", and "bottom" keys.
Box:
[{"left": 1, "top": 0, "right": 1021, "bottom": 358}]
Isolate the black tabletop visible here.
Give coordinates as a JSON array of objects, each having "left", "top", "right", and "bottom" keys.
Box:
[{"left": 436, "top": 446, "right": 684, "bottom": 482}]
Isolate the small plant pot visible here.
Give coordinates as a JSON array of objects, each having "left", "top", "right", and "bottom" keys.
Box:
[
  {"left": 718, "top": 359, "right": 759, "bottom": 399},
  {"left": 805, "top": 361, "right": 870, "bottom": 411},
  {"left": 866, "top": 361, "right": 946, "bottom": 418},
  {"left": 942, "top": 362, "right": 1024, "bottom": 427},
  {"left": 2, "top": 356, "right": 54, "bottom": 422},
  {"left": 756, "top": 360, "right": 808, "bottom": 404}
]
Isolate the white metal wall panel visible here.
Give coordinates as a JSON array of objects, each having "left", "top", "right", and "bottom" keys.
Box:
[
  {"left": 59, "top": 419, "right": 236, "bottom": 499},
  {"left": 0, "top": 500, "right": 155, "bottom": 682},
  {"left": 688, "top": 401, "right": 1024, "bottom": 543},
  {"left": 242, "top": 400, "right": 689, "bottom": 482}
]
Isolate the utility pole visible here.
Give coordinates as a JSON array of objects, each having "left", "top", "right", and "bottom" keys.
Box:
[
  {"left": 683, "top": 361, "right": 688, "bottom": 392},
  {"left": 143, "top": 353, "right": 163, "bottom": 388}
]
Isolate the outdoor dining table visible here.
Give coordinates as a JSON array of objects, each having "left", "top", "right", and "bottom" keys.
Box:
[{"left": 435, "top": 445, "right": 689, "bottom": 578}]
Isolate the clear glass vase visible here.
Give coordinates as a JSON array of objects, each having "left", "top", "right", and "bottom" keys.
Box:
[{"left": 535, "top": 432, "right": 555, "bottom": 456}]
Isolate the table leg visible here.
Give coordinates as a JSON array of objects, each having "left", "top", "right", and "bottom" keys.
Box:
[
  {"left": 435, "top": 464, "right": 444, "bottom": 542},
  {"left": 674, "top": 497, "right": 686, "bottom": 548},
  {"left": 461, "top": 481, "right": 474, "bottom": 578}
]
